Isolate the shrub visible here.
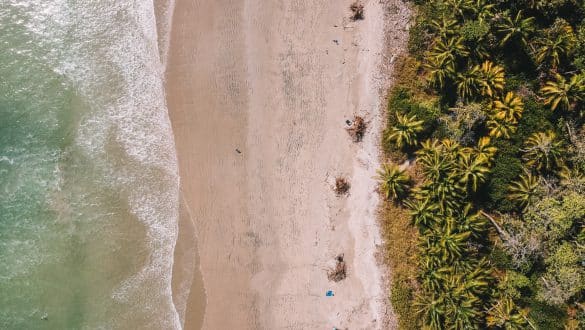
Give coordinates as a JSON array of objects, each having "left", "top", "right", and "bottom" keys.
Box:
[
  {"left": 505, "top": 73, "right": 537, "bottom": 92},
  {"left": 461, "top": 20, "right": 490, "bottom": 42},
  {"left": 390, "top": 279, "right": 419, "bottom": 330},
  {"left": 538, "top": 244, "right": 584, "bottom": 306},
  {"left": 408, "top": 19, "right": 431, "bottom": 59},
  {"left": 527, "top": 299, "right": 567, "bottom": 330},
  {"left": 513, "top": 98, "right": 553, "bottom": 146},
  {"left": 380, "top": 201, "right": 420, "bottom": 328},
  {"left": 392, "top": 56, "right": 426, "bottom": 95},
  {"left": 479, "top": 140, "right": 523, "bottom": 212},
  {"left": 387, "top": 87, "right": 440, "bottom": 142},
  {"left": 523, "top": 194, "right": 585, "bottom": 244},
  {"left": 440, "top": 102, "right": 486, "bottom": 144},
  {"left": 498, "top": 270, "right": 531, "bottom": 299},
  {"left": 489, "top": 246, "right": 514, "bottom": 270},
  {"left": 574, "top": 22, "right": 585, "bottom": 70},
  {"left": 533, "top": 0, "right": 573, "bottom": 18}
]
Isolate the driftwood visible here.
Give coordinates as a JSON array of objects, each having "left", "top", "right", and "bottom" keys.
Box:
[
  {"left": 350, "top": 1, "right": 364, "bottom": 21},
  {"left": 334, "top": 177, "right": 350, "bottom": 195},
  {"left": 328, "top": 254, "right": 347, "bottom": 282},
  {"left": 346, "top": 115, "right": 367, "bottom": 142}
]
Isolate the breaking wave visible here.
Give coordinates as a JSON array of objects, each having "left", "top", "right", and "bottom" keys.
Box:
[{"left": 0, "top": 0, "right": 181, "bottom": 328}]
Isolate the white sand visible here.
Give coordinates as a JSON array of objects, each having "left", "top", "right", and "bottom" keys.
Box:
[{"left": 164, "top": 0, "right": 411, "bottom": 328}]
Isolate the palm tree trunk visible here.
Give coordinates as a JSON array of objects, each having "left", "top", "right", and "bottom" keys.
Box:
[{"left": 480, "top": 210, "right": 508, "bottom": 240}]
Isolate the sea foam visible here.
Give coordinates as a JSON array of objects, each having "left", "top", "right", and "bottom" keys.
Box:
[{"left": 0, "top": 0, "right": 181, "bottom": 328}]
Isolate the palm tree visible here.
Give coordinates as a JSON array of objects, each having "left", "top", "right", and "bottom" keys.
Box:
[
  {"left": 487, "top": 117, "right": 517, "bottom": 139},
  {"left": 430, "top": 16, "right": 460, "bottom": 38},
  {"left": 457, "top": 204, "right": 488, "bottom": 237},
  {"left": 456, "top": 70, "right": 480, "bottom": 100},
  {"left": 472, "top": 0, "right": 496, "bottom": 22},
  {"left": 496, "top": 10, "right": 535, "bottom": 47},
  {"left": 444, "top": 0, "right": 475, "bottom": 19},
  {"left": 428, "top": 217, "right": 471, "bottom": 262},
  {"left": 377, "top": 163, "right": 410, "bottom": 200},
  {"left": 507, "top": 171, "right": 541, "bottom": 208},
  {"left": 486, "top": 297, "right": 529, "bottom": 329},
  {"left": 418, "top": 139, "right": 442, "bottom": 159},
  {"left": 541, "top": 73, "right": 585, "bottom": 111},
  {"left": 456, "top": 153, "right": 490, "bottom": 191},
  {"left": 492, "top": 92, "right": 524, "bottom": 123},
  {"left": 450, "top": 258, "right": 477, "bottom": 275},
  {"left": 425, "top": 179, "right": 465, "bottom": 212},
  {"left": 522, "top": 130, "right": 564, "bottom": 172},
  {"left": 534, "top": 38, "right": 566, "bottom": 69},
  {"left": 386, "top": 113, "right": 424, "bottom": 148},
  {"left": 415, "top": 292, "right": 445, "bottom": 330},
  {"left": 474, "top": 61, "right": 505, "bottom": 97},
  {"left": 475, "top": 136, "right": 497, "bottom": 164},
  {"left": 405, "top": 198, "right": 439, "bottom": 230},
  {"left": 418, "top": 151, "right": 454, "bottom": 182},
  {"left": 559, "top": 167, "right": 585, "bottom": 188},
  {"left": 533, "top": 20, "right": 576, "bottom": 69},
  {"left": 440, "top": 273, "right": 482, "bottom": 329},
  {"left": 430, "top": 36, "right": 469, "bottom": 63},
  {"left": 424, "top": 55, "right": 456, "bottom": 88},
  {"left": 462, "top": 259, "right": 492, "bottom": 294},
  {"left": 446, "top": 294, "right": 481, "bottom": 330},
  {"left": 419, "top": 254, "right": 451, "bottom": 290},
  {"left": 441, "top": 138, "right": 462, "bottom": 156}
]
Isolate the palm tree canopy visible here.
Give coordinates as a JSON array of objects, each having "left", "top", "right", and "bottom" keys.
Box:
[
  {"left": 541, "top": 73, "right": 585, "bottom": 111},
  {"left": 496, "top": 10, "right": 535, "bottom": 46},
  {"left": 476, "top": 136, "right": 497, "bottom": 164},
  {"left": 486, "top": 297, "right": 529, "bottom": 329},
  {"left": 507, "top": 171, "right": 541, "bottom": 208},
  {"left": 405, "top": 198, "right": 440, "bottom": 230},
  {"left": 473, "top": 61, "right": 505, "bottom": 97},
  {"left": 487, "top": 117, "right": 517, "bottom": 139},
  {"left": 424, "top": 55, "right": 456, "bottom": 88},
  {"left": 377, "top": 163, "right": 410, "bottom": 200},
  {"left": 522, "top": 130, "right": 564, "bottom": 172},
  {"left": 456, "top": 70, "right": 480, "bottom": 100},
  {"left": 430, "top": 36, "right": 469, "bottom": 63},
  {"left": 492, "top": 91, "right": 524, "bottom": 123},
  {"left": 430, "top": 16, "right": 460, "bottom": 38},
  {"left": 455, "top": 153, "right": 490, "bottom": 191},
  {"left": 533, "top": 19, "right": 577, "bottom": 69},
  {"left": 386, "top": 113, "right": 424, "bottom": 148}
]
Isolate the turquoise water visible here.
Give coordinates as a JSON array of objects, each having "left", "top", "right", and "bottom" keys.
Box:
[{"left": 0, "top": 1, "right": 181, "bottom": 328}]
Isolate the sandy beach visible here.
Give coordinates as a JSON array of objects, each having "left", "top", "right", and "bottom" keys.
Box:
[{"left": 164, "top": 0, "right": 411, "bottom": 328}]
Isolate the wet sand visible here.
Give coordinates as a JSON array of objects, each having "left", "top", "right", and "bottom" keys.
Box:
[{"left": 164, "top": 0, "right": 411, "bottom": 328}]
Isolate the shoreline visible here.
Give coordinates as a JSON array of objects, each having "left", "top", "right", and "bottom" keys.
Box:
[
  {"left": 163, "top": 0, "right": 411, "bottom": 328},
  {"left": 154, "top": 0, "right": 207, "bottom": 328},
  {"left": 345, "top": 2, "right": 412, "bottom": 327}
]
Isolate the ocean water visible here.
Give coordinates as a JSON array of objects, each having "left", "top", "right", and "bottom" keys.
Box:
[{"left": 0, "top": 1, "right": 182, "bottom": 328}]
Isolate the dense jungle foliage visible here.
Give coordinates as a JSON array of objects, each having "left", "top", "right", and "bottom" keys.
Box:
[{"left": 379, "top": 0, "right": 585, "bottom": 328}]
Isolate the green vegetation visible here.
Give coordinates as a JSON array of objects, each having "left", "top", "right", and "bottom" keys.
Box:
[
  {"left": 377, "top": 163, "right": 411, "bottom": 201},
  {"left": 380, "top": 0, "right": 585, "bottom": 328}
]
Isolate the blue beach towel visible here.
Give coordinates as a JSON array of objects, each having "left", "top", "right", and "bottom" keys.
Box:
[{"left": 326, "top": 290, "right": 334, "bottom": 297}]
